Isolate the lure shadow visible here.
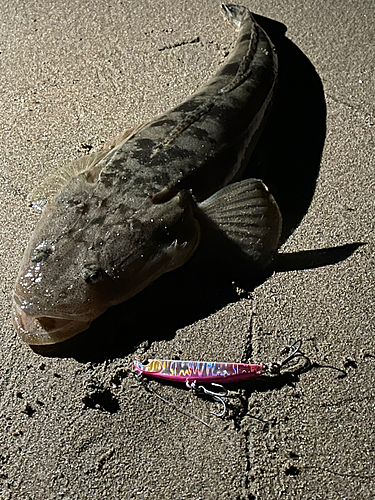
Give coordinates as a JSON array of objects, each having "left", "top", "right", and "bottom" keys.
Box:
[
  {"left": 32, "top": 16, "right": 344, "bottom": 362},
  {"left": 227, "top": 354, "right": 313, "bottom": 424}
]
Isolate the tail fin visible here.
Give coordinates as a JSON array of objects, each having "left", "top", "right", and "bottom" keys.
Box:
[{"left": 221, "top": 4, "right": 251, "bottom": 29}]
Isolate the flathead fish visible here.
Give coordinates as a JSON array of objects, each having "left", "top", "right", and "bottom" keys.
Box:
[{"left": 12, "top": 4, "right": 282, "bottom": 345}]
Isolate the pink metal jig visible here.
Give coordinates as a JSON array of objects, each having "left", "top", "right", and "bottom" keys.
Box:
[
  {"left": 134, "top": 358, "right": 265, "bottom": 384},
  {"left": 134, "top": 341, "right": 307, "bottom": 417}
]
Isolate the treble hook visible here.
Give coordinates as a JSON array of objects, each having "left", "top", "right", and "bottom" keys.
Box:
[
  {"left": 267, "top": 339, "right": 309, "bottom": 374},
  {"left": 186, "top": 380, "right": 228, "bottom": 417},
  {"left": 279, "top": 339, "right": 303, "bottom": 365}
]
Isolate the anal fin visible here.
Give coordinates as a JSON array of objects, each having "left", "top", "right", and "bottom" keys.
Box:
[{"left": 198, "top": 178, "right": 282, "bottom": 267}]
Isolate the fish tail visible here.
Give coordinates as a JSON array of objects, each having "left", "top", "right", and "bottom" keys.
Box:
[{"left": 221, "top": 4, "right": 252, "bottom": 29}]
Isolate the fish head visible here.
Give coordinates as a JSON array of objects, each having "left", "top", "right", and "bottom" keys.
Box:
[{"left": 12, "top": 185, "right": 200, "bottom": 345}]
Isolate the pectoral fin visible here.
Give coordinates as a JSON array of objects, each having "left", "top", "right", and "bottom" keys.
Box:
[{"left": 199, "top": 179, "right": 282, "bottom": 266}]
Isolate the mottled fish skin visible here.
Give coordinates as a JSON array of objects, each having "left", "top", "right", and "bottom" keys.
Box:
[
  {"left": 12, "top": 4, "right": 281, "bottom": 345},
  {"left": 97, "top": 5, "right": 277, "bottom": 206}
]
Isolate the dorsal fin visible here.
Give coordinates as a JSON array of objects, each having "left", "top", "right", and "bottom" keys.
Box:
[
  {"left": 28, "top": 148, "right": 109, "bottom": 211},
  {"left": 29, "top": 126, "right": 142, "bottom": 211}
]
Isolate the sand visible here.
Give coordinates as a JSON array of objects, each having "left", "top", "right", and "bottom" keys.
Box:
[{"left": 0, "top": 0, "right": 374, "bottom": 498}]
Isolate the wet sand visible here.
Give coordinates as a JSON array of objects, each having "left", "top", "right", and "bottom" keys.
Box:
[{"left": 0, "top": 1, "right": 374, "bottom": 498}]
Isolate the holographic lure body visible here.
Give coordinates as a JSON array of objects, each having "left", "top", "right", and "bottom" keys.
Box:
[{"left": 134, "top": 359, "right": 265, "bottom": 384}]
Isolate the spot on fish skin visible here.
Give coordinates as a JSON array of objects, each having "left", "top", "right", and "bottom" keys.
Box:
[
  {"left": 174, "top": 100, "right": 204, "bottom": 113},
  {"left": 189, "top": 126, "right": 213, "bottom": 142},
  {"left": 97, "top": 197, "right": 108, "bottom": 209},
  {"left": 114, "top": 168, "right": 132, "bottom": 184},
  {"left": 164, "top": 145, "right": 191, "bottom": 160},
  {"left": 22, "top": 403, "right": 36, "bottom": 417},
  {"left": 132, "top": 176, "right": 146, "bottom": 187},
  {"left": 152, "top": 171, "right": 171, "bottom": 186},
  {"left": 148, "top": 148, "right": 170, "bottom": 166},
  {"left": 135, "top": 138, "right": 156, "bottom": 151},
  {"left": 94, "top": 237, "right": 105, "bottom": 248},
  {"left": 131, "top": 138, "right": 168, "bottom": 165},
  {"left": 149, "top": 118, "right": 176, "bottom": 128},
  {"left": 56, "top": 192, "right": 89, "bottom": 213}
]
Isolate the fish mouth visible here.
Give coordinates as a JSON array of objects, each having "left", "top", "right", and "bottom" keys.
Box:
[{"left": 12, "top": 301, "right": 91, "bottom": 345}]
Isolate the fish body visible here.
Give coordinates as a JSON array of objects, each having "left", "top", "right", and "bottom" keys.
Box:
[{"left": 12, "top": 4, "right": 282, "bottom": 345}]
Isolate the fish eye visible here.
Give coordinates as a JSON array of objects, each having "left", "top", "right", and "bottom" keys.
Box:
[{"left": 82, "top": 264, "right": 104, "bottom": 284}]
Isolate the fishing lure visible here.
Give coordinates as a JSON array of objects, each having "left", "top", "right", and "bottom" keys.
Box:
[{"left": 134, "top": 340, "right": 307, "bottom": 416}]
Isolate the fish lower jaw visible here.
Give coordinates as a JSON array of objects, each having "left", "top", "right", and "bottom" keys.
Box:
[{"left": 12, "top": 302, "right": 91, "bottom": 345}]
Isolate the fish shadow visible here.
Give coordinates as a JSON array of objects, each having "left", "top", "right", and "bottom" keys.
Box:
[
  {"left": 249, "top": 14, "right": 327, "bottom": 241},
  {"left": 33, "top": 240, "right": 363, "bottom": 362},
  {"left": 32, "top": 16, "right": 360, "bottom": 362}
]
